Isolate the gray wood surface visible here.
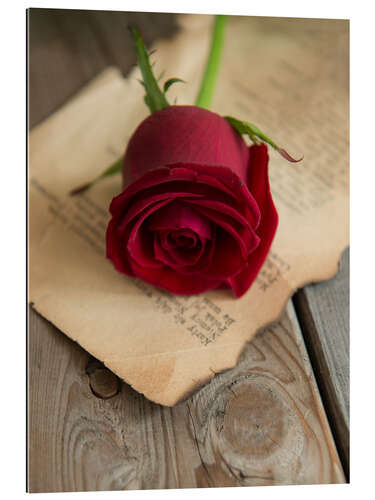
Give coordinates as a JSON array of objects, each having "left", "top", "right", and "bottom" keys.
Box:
[
  {"left": 294, "top": 247, "right": 349, "bottom": 477},
  {"left": 28, "top": 302, "right": 344, "bottom": 492},
  {"left": 28, "top": 8, "right": 178, "bottom": 128},
  {"left": 27, "top": 8, "right": 349, "bottom": 491}
]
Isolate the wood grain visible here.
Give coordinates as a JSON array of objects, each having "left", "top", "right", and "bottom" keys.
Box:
[
  {"left": 28, "top": 302, "right": 345, "bottom": 492},
  {"left": 294, "top": 247, "right": 349, "bottom": 478}
]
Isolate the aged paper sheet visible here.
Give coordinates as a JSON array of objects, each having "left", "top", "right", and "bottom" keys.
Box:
[{"left": 29, "top": 15, "right": 349, "bottom": 405}]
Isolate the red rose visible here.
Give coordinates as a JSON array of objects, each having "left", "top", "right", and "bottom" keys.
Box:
[{"left": 106, "top": 105, "right": 278, "bottom": 297}]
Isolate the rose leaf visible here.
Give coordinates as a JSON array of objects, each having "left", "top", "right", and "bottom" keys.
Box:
[{"left": 224, "top": 115, "right": 303, "bottom": 163}]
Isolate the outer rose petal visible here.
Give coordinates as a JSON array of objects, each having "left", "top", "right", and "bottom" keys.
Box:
[
  {"left": 129, "top": 255, "right": 222, "bottom": 295},
  {"left": 106, "top": 218, "right": 134, "bottom": 275},
  {"left": 123, "top": 106, "right": 250, "bottom": 182},
  {"left": 227, "top": 143, "right": 278, "bottom": 297}
]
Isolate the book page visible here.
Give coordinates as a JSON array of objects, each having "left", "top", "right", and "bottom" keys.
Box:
[{"left": 29, "top": 14, "right": 349, "bottom": 405}]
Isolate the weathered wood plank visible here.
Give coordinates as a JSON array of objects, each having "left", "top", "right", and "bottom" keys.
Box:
[
  {"left": 28, "top": 8, "right": 179, "bottom": 128},
  {"left": 28, "top": 301, "right": 345, "bottom": 492},
  {"left": 294, "top": 247, "right": 349, "bottom": 478}
]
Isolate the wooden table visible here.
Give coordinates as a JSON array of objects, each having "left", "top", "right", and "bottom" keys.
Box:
[{"left": 27, "top": 9, "right": 349, "bottom": 491}]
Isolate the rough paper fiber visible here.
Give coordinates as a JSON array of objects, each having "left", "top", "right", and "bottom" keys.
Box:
[{"left": 29, "top": 15, "right": 349, "bottom": 405}]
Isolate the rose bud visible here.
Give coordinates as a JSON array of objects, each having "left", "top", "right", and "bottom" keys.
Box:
[{"left": 106, "top": 105, "right": 278, "bottom": 297}]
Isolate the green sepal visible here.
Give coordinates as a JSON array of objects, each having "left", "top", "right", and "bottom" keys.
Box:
[
  {"left": 70, "top": 157, "right": 123, "bottom": 196},
  {"left": 163, "top": 78, "right": 185, "bottom": 94},
  {"left": 129, "top": 26, "right": 170, "bottom": 114},
  {"left": 224, "top": 116, "right": 303, "bottom": 163}
]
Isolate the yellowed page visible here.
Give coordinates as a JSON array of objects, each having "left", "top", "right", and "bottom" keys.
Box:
[{"left": 29, "top": 15, "right": 349, "bottom": 405}]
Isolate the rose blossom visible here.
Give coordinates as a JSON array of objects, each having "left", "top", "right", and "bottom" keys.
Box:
[{"left": 106, "top": 105, "right": 278, "bottom": 297}]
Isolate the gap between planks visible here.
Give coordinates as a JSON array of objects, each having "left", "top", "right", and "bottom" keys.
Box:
[{"left": 294, "top": 246, "right": 349, "bottom": 480}]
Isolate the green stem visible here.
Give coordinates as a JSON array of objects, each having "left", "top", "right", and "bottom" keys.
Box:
[
  {"left": 129, "top": 26, "right": 170, "bottom": 113},
  {"left": 70, "top": 157, "right": 123, "bottom": 195},
  {"left": 195, "top": 15, "right": 227, "bottom": 109}
]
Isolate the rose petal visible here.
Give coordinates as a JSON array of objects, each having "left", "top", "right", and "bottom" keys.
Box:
[
  {"left": 106, "top": 218, "right": 134, "bottom": 275},
  {"left": 192, "top": 204, "right": 260, "bottom": 260},
  {"left": 163, "top": 239, "right": 205, "bottom": 266},
  {"left": 160, "top": 229, "right": 197, "bottom": 250},
  {"left": 167, "top": 164, "right": 262, "bottom": 229},
  {"left": 153, "top": 235, "right": 178, "bottom": 267},
  {"left": 126, "top": 199, "right": 172, "bottom": 269},
  {"left": 129, "top": 255, "right": 222, "bottom": 295},
  {"left": 154, "top": 229, "right": 216, "bottom": 275},
  {"left": 202, "top": 228, "right": 247, "bottom": 280},
  {"left": 111, "top": 161, "right": 258, "bottom": 226},
  {"left": 148, "top": 200, "right": 212, "bottom": 240},
  {"left": 228, "top": 144, "right": 278, "bottom": 297},
  {"left": 124, "top": 106, "right": 250, "bottom": 182},
  {"left": 184, "top": 198, "right": 257, "bottom": 230},
  {"left": 168, "top": 166, "right": 238, "bottom": 200},
  {"left": 117, "top": 191, "right": 204, "bottom": 234}
]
